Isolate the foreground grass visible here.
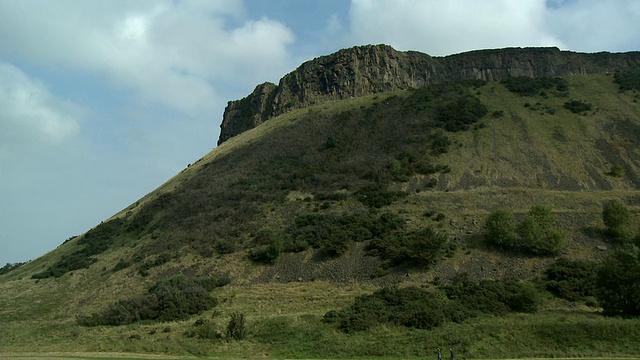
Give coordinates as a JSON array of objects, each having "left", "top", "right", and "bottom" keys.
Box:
[{"left": 2, "top": 291, "right": 640, "bottom": 359}]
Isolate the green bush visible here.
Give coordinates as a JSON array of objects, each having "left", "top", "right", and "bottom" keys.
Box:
[
  {"left": 544, "top": 258, "right": 598, "bottom": 301},
  {"left": 77, "top": 274, "right": 226, "bottom": 326},
  {"left": 356, "top": 184, "right": 407, "bottom": 208},
  {"left": 608, "top": 164, "right": 625, "bottom": 177},
  {"left": 563, "top": 100, "right": 592, "bottom": 114},
  {"left": 443, "top": 273, "right": 542, "bottom": 315},
  {"left": 516, "top": 206, "right": 566, "bottom": 256},
  {"left": 368, "top": 227, "right": 449, "bottom": 266},
  {"left": 249, "top": 237, "right": 285, "bottom": 263},
  {"left": 501, "top": 76, "right": 568, "bottom": 96},
  {"left": 484, "top": 209, "right": 518, "bottom": 249},
  {"left": 0, "top": 262, "right": 25, "bottom": 275},
  {"left": 281, "top": 211, "right": 405, "bottom": 259},
  {"left": 485, "top": 206, "right": 565, "bottom": 256},
  {"left": 614, "top": 69, "right": 640, "bottom": 91},
  {"left": 325, "top": 276, "right": 541, "bottom": 333},
  {"left": 323, "top": 286, "right": 449, "bottom": 332},
  {"left": 602, "top": 200, "right": 632, "bottom": 242},
  {"left": 596, "top": 244, "right": 640, "bottom": 317},
  {"left": 186, "top": 319, "right": 223, "bottom": 341}
]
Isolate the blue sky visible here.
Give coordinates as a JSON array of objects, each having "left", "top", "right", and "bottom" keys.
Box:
[{"left": 1, "top": 0, "right": 639, "bottom": 265}]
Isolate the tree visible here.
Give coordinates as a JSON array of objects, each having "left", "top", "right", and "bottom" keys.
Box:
[
  {"left": 516, "top": 206, "right": 566, "bottom": 256},
  {"left": 485, "top": 209, "right": 517, "bottom": 249},
  {"left": 596, "top": 244, "right": 640, "bottom": 317},
  {"left": 602, "top": 200, "right": 632, "bottom": 242}
]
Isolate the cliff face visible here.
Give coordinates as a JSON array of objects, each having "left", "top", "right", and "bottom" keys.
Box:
[{"left": 218, "top": 45, "right": 640, "bottom": 145}]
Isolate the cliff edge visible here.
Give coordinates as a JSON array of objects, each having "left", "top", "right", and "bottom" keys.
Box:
[{"left": 218, "top": 44, "right": 640, "bottom": 145}]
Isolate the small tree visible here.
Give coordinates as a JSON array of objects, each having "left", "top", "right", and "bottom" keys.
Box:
[
  {"left": 602, "top": 200, "right": 632, "bottom": 242},
  {"left": 516, "top": 206, "right": 565, "bottom": 256},
  {"left": 485, "top": 209, "right": 517, "bottom": 249}
]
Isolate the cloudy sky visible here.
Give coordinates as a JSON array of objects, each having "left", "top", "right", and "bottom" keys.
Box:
[{"left": 1, "top": 0, "right": 639, "bottom": 265}]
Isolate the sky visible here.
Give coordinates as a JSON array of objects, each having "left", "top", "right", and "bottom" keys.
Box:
[{"left": 1, "top": 0, "right": 640, "bottom": 265}]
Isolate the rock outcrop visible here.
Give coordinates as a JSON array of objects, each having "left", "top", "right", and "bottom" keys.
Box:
[{"left": 218, "top": 44, "right": 640, "bottom": 145}]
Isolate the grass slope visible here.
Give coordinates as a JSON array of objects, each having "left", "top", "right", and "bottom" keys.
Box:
[{"left": 1, "top": 74, "right": 640, "bottom": 358}]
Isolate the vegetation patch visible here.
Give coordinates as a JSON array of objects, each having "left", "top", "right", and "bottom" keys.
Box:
[
  {"left": 77, "top": 274, "right": 229, "bottom": 326},
  {"left": 614, "top": 69, "right": 640, "bottom": 91},
  {"left": 564, "top": 100, "right": 593, "bottom": 114},
  {"left": 324, "top": 274, "right": 541, "bottom": 333},
  {"left": 32, "top": 218, "right": 126, "bottom": 279},
  {"left": 501, "top": 76, "right": 568, "bottom": 97},
  {"left": 544, "top": 258, "right": 598, "bottom": 302},
  {"left": 484, "top": 206, "right": 566, "bottom": 256}
]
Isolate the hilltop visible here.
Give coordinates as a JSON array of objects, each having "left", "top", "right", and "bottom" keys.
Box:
[
  {"left": 219, "top": 44, "right": 640, "bottom": 144},
  {"left": 1, "top": 45, "right": 640, "bottom": 359}
]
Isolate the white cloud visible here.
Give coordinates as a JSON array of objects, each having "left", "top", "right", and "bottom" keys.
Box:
[
  {"left": 544, "top": 0, "right": 640, "bottom": 52},
  {"left": 0, "top": 0, "right": 295, "bottom": 116},
  {"left": 346, "top": 0, "right": 640, "bottom": 56},
  {"left": 347, "top": 0, "right": 564, "bottom": 55},
  {"left": 0, "top": 62, "right": 81, "bottom": 153}
]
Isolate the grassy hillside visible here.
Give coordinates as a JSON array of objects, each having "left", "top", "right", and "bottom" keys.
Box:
[{"left": 1, "top": 73, "right": 640, "bottom": 358}]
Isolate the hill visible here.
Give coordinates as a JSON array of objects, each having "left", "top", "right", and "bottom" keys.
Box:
[{"left": 1, "top": 45, "right": 640, "bottom": 359}]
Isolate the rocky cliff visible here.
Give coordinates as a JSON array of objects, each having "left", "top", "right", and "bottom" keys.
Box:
[{"left": 218, "top": 44, "right": 640, "bottom": 145}]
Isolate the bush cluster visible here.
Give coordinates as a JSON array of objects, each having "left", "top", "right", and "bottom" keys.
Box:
[
  {"left": 368, "top": 227, "right": 450, "bottom": 266},
  {"left": 484, "top": 206, "right": 566, "bottom": 256},
  {"left": 596, "top": 244, "right": 640, "bottom": 317},
  {"left": 285, "top": 211, "right": 405, "bottom": 256},
  {"left": 77, "top": 274, "right": 229, "bottom": 326},
  {"left": 443, "top": 273, "right": 542, "bottom": 315},
  {"left": 544, "top": 258, "right": 598, "bottom": 301},
  {"left": 32, "top": 218, "right": 125, "bottom": 279},
  {"left": 0, "top": 262, "right": 25, "bottom": 276},
  {"left": 614, "top": 69, "right": 640, "bottom": 91},
  {"left": 324, "top": 275, "right": 540, "bottom": 333},
  {"left": 602, "top": 200, "right": 633, "bottom": 243},
  {"left": 563, "top": 100, "right": 592, "bottom": 114},
  {"left": 355, "top": 185, "right": 408, "bottom": 208},
  {"left": 501, "top": 76, "right": 568, "bottom": 97}
]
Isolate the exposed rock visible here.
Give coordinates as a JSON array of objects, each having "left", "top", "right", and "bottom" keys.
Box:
[
  {"left": 218, "top": 44, "right": 640, "bottom": 144},
  {"left": 596, "top": 245, "right": 608, "bottom": 251}
]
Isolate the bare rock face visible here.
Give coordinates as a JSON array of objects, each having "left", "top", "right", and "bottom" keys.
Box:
[{"left": 218, "top": 45, "right": 640, "bottom": 145}]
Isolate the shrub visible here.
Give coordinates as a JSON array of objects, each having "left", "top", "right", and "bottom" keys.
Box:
[
  {"left": 226, "top": 312, "right": 247, "bottom": 341},
  {"left": 484, "top": 209, "right": 518, "bottom": 249},
  {"left": 32, "top": 218, "right": 126, "bottom": 279},
  {"left": 596, "top": 244, "right": 640, "bottom": 317},
  {"left": 186, "top": 319, "right": 222, "bottom": 341},
  {"left": 281, "top": 211, "right": 405, "bottom": 259},
  {"left": 485, "top": 206, "right": 565, "bottom": 256},
  {"left": 516, "top": 206, "right": 566, "bottom": 256},
  {"left": 356, "top": 184, "right": 407, "bottom": 208},
  {"left": 368, "top": 227, "right": 449, "bottom": 266},
  {"left": 0, "top": 262, "right": 24, "bottom": 276},
  {"left": 77, "top": 274, "right": 226, "bottom": 326},
  {"left": 614, "top": 69, "right": 640, "bottom": 91},
  {"left": 563, "top": 100, "right": 592, "bottom": 114},
  {"left": 323, "top": 286, "right": 449, "bottom": 332},
  {"left": 544, "top": 258, "right": 598, "bottom": 301},
  {"left": 249, "top": 237, "right": 285, "bottom": 263},
  {"left": 501, "top": 76, "right": 568, "bottom": 96},
  {"left": 443, "top": 273, "right": 541, "bottom": 315},
  {"left": 602, "top": 200, "right": 632, "bottom": 242},
  {"left": 608, "top": 164, "right": 625, "bottom": 177}
]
